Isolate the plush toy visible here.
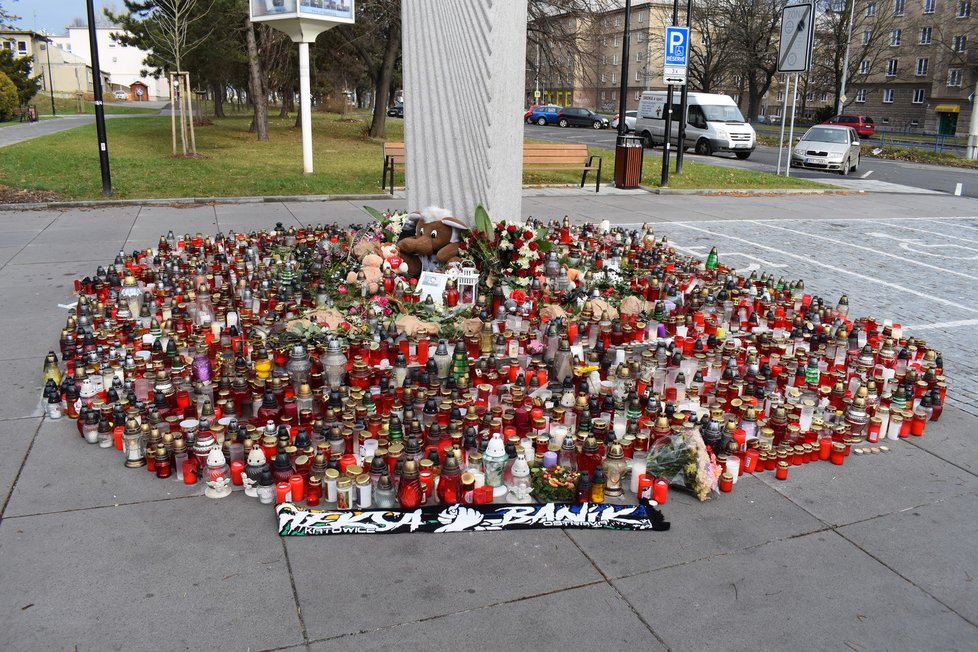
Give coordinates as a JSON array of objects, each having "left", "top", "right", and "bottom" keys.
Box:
[
  {"left": 397, "top": 206, "right": 470, "bottom": 278},
  {"left": 346, "top": 253, "right": 384, "bottom": 294},
  {"left": 380, "top": 243, "right": 408, "bottom": 276}
]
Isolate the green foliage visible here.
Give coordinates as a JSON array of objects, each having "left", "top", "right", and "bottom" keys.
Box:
[
  {"left": 0, "top": 71, "right": 17, "bottom": 121},
  {"left": 473, "top": 205, "right": 493, "bottom": 238},
  {"left": 0, "top": 49, "right": 40, "bottom": 106}
]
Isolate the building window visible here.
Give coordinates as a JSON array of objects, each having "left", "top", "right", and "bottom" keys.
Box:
[
  {"left": 863, "top": 30, "right": 873, "bottom": 45},
  {"left": 912, "top": 88, "right": 925, "bottom": 103},
  {"left": 894, "top": 0, "right": 905, "bottom": 14},
  {"left": 600, "top": 91, "right": 607, "bottom": 101},
  {"left": 635, "top": 51, "right": 644, "bottom": 62},
  {"left": 611, "top": 91, "right": 617, "bottom": 100},
  {"left": 867, "top": 1, "right": 877, "bottom": 15},
  {"left": 890, "top": 29, "right": 902, "bottom": 46},
  {"left": 883, "top": 88, "right": 895, "bottom": 102},
  {"left": 882, "top": 117, "right": 890, "bottom": 125},
  {"left": 916, "top": 57, "right": 927, "bottom": 75},
  {"left": 886, "top": 59, "right": 898, "bottom": 76},
  {"left": 959, "top": 0, "right": 971, "bottom": 16},
  {"left": 911, "top": 119, "right": 919, "bottom": 127},
  {"left": 601, "top": 73, "right": 607, "bottom": 83},
  {"left": 924, "top": 0, "right": 935, "bottom": 12},
  {"left": 636, "top": 31, "right": 646, "bottom": 43},
  {"left": 634, "top": 91, "right": 641, "bottom": 100},
  {"left": 806, "top": 91, "right": 815, "bottom": 101},
  {"left": 612, "top": 55, "right": 619, "bottom": 65},
  {"left": 920, "top": 27, "right": 932, "bottom": 44},
  {"left": 611, "top": 73, "right": 617, "bottom": 84},
  {"left": 17, "top": 40, "right": 27, "bottom": 53},
  {"left": 635, "top": 69, "right": 641, "bottom": 81},
  {"left": 638, "top": 11, "right": 646, "bottom": 23},
  {"left": 601, "top": 56, "right": 608, "bottom": 65},
  {"left": 777, "top": 91, "right": 785, "bottom": 101},
  {"left": 859, "top": 59, "right": 870, "bottom": 74},
  {"left": 821, "top": 92, "right": 829, "bottom": 101},
  {"left": 615, "top": 15, "right": 622, "bottom": 27},
  {"left": 856, "top": 88, "right": 867, "bottom": 102},
  {"left": 614, "top": 35, "right": 621, "bottom": 47},
  {"left": 954, "top": 35, "right": 967, "bottom": 51},
  {"left": 948, "top": 67, "right": 963, "bottom": 86}
]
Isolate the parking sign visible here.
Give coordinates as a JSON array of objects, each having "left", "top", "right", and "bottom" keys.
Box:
[{"left": 663, "top": 26, "right": 689, "bottom": 85}]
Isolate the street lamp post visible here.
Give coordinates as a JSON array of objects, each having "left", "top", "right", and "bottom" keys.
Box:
[
  {"left": 837, "top": 0, "right": 854, "bottom": 114},
  {"left": 43, "top": 37, "right": 56, "bottom": 116}
]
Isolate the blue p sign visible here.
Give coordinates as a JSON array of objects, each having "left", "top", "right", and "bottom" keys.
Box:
[{"left": 664, "top": 26, "right": 689, "bottom": 66}]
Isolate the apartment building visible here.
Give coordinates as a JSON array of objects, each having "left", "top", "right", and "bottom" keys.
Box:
[
  {"left": 849, "top": 0, "right": 976, "bottom": 135},
  {"left": 0, "top": 29, "right": 110, "bottom": 96},
  {"left": 51, "top": 26, "right": 169, "bottom": 100}
]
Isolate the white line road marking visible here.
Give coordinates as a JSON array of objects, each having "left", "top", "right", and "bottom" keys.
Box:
[
  {"left": 868, "top": 220, "right": 978, "bottom": 245},
  {"left": 902, "top": 319, "right": 978, "bottom": 330},
  {"left": 860, "top": 170, "right": 873, "bottom": 178},
  {"left": 865, "top": 231, "right": 978, "bottom": 257},
  {"left": 672, "top": 244, "right": 787, "bottom": 268},
  {"left": 749, "top": 221, "right": 978, "bottom": 278},
  {"left": 926, "top": 220, "right": 978, "bottom": 233},
  {"left": 611, "top": 216, "right": 978, "bottom": 227},
  {"left": 669, "top": 222, "right": 978, "bottom": 314}
]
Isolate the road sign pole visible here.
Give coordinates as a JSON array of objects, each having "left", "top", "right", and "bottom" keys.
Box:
[
  {"left": 85, "top": 0, "right": 112, "bottom": 197},
  {"left": 776, "top": 74, "right": 789, "bottom": 175},
  {"left": 675, "top": 0, "right": 693, "bottom": 174},
  {"left": 786, "top": 74, "right": 799, "bottom": 178},
  {"left": 616, "top": 0, "right": 632, "bottom": 139},
  {"left": 661, "top": 84, "right": 674, "bottom": 188}
]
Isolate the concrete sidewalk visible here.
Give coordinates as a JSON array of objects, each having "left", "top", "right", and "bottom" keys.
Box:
[{"left": 0, "top": 191, "right": 976, "bottom": 650}]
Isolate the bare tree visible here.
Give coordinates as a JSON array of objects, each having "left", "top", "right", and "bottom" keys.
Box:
[
  {"left": 724, "top": 0, "right": 785, "bottom": 121},
  {"left": 687, "top": 0, "right": 737, "bottom": 92}
]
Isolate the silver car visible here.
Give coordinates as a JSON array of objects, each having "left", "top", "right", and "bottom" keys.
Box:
[{"left": 790, "top": 125, "right": 861, "bottom": 175}]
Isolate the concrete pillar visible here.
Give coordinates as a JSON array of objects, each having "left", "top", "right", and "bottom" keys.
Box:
[{"left": 402, "top": 0, "right": 528, "bottom": 222}]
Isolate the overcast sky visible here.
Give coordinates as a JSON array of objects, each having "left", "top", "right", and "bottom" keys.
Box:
[{"left": 6, "top": 0, "right": 120, "bottom": 35}]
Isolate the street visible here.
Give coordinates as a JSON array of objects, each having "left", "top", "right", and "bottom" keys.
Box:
[{"left": 524, "top": 122, "right": 978, "bottom": 197}]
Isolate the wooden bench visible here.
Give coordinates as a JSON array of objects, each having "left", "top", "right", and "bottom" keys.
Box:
[
  {"left": 11, "top": 105, "right": 39, "bottom": 123},
  {"left": 382, "top": 142, "right": 602, "bottom": 194},
  {"left": 523, "top": 143, "right": 602, "bottom": 192}
]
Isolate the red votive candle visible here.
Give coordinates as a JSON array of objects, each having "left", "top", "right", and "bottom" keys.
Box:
[
  {"left": 719, "top": 473, "right": 734, "bottom": 492},
  {"left": 818, "top": 438, "right": 833, "bottom": 461},
  {"left": 744, "top": 449, "right": 759, "bottom": 473},
  {"left": 230, "top": 460, "right": 245, "bottom": 486},
  {"left": 289, "top": 474, "right": 305, "bottom": 502},
  {"left": 830, "top": 442, "right": 846, "bottom": 466},
  {"left": 113, "top": 426, "right": 124, "bottom": 451},
  {"left": 182, "top": 460, "right": 197, "bottom": 484},
  {"left": 652, "top": 478, "right": 669, "bottom": 505},
  {"left": 775, "top": 461, "right": 789, "bottom": 481},
  {"left": 276, "top": 482, "right": 291, "bottom": 504}
]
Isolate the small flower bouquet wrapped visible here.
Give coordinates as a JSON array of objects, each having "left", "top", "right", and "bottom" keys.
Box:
[{"left": 646, "top": 430, "right": 721, "bottom": 501}]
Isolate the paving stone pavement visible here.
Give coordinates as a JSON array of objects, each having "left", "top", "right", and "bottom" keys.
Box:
[{"left": 1, "top": 191, "right": 976, "bottom": 651}]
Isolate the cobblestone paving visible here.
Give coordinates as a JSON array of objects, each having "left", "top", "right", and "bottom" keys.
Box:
[{"left": 641, "top": 215, "right": 978, "bottom": 417}]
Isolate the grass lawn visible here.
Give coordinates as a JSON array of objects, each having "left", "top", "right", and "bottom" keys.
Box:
[
  {"left": 32, "top": 95, "right": 160, "bottom": 116},
  {"left": 0, "top": 112, "right": 825, "bottom": 201}
]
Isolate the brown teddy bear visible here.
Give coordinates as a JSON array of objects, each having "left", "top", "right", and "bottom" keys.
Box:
[
  {"left": 397, "top": 206, "right": 470, "bottom": 278},
  {"left": 346, "top": 253, "right": 384, "bottom": 294}
]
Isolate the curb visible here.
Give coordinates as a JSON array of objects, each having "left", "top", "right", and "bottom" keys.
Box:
[
  {"left": 0, "top": 186, "right": 863, "bottom": 212},
  {"left": 0, "top": 193, "right": 401, "bottom": 212}
]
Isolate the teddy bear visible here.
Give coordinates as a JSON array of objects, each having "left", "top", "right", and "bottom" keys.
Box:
[
  {"left": 396, "top": 206, "right": 470, "bottom": 278},
  {"left": 346, "top": 253, "right": 384, "bottom": 294},
  {"left": 380, "top": 243, "right": 408, "bottom": 276}
]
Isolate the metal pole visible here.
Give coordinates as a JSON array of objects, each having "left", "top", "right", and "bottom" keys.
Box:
[
  {"left": 837, "top": 0, "right": 854, "bottom": 114},
  {"left": 786, "top": 74, "right": 799, "bottom": 178},
  {"left": 85, "top": 0, "right": 111, "bottom": 196},
  {"left": 617, "top": 0, "right": 632, "bottom": 138},
  {"left": 44, "top": 38, "right": 56, "bottom": 116},
  {"left": 776, "top": 75, "right": 789, "bottom": 174},
  {"left": 299, "top": 41, "right": 314, "bottom": 174},
  {"left": 676, "top": 0, "right": 693, "bottom": 174},
  {"left": 967, "top": 80, "right": 978, "bottom": 160},
  {"left": 660, "top": 0, "right": 680, "bottom": 187}
]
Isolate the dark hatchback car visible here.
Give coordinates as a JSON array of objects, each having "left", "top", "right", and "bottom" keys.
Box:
[
  {"left": 387, "top": 101, "right": 403, "bottom": 118},
  {"left": 556, "top": 107, "right": 609, "bottom": 129}
]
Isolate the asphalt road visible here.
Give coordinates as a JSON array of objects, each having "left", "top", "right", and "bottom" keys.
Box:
[{"left": 524, "top": 122, "right": 978, "bottom": 197}]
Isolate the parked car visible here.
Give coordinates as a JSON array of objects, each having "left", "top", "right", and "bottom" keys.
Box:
[
  {"left": 527, "top": 104, "right": 562, "bottom": 125},
  {"left": 556, "top": 107, "right": 609, "bottom": 129},
  {"left": 790, "top": 124, "right": 861, "bottom": 175},
  {"left": 823, "top": 114, "right": 874, "bottom": 138},
  {"left": 611, "top": 110, "right": 637, "bottom": 132},
  {"left": 113, "top": 90, "right": 129, "bottom": 101},
  {"left": 387, "top": 101, "right": 403, "bottom": 118}
]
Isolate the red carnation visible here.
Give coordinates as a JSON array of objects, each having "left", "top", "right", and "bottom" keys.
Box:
[
  {"left": 507, "top": 224, "right": 517, "bottom": 233},
  {"left": 513, "top": 239, "right": 524, "bottom": 249},
  {"left": 523, "top": 230, "right": 533, "bottom": 240},
  {"left": 528, "top": 241, "right": 539, "bottom": 251}
]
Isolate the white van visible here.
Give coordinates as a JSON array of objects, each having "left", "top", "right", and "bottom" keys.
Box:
[{"left": 635, "top": 91, "right": 756, "bottom": 159}]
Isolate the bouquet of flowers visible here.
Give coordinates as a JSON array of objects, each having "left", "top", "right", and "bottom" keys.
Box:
[
  {"left": 646, "top": 430, "right": 722, "bottom": 501},
  {"left": 459, "top": 206, "right": 552, "bottom": 288},
  {"left": 531, "top": 466, "right": 580, "bottom": 503}
]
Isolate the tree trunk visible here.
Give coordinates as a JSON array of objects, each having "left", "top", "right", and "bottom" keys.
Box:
[
  {"left": 246, "top": 18, "right": 269, "bottom": 142},
  {"left": 294, "top": 104, "right": 301, "bottom": 129},
  {"left": 212, "top": 82, "right": 225, "bottom": 118},
  {"left": 368, "top": 21, "right": 400, "bottom": 139},
  {"left": 279, "top": 87, "right": 290, "bottom": 119}
]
